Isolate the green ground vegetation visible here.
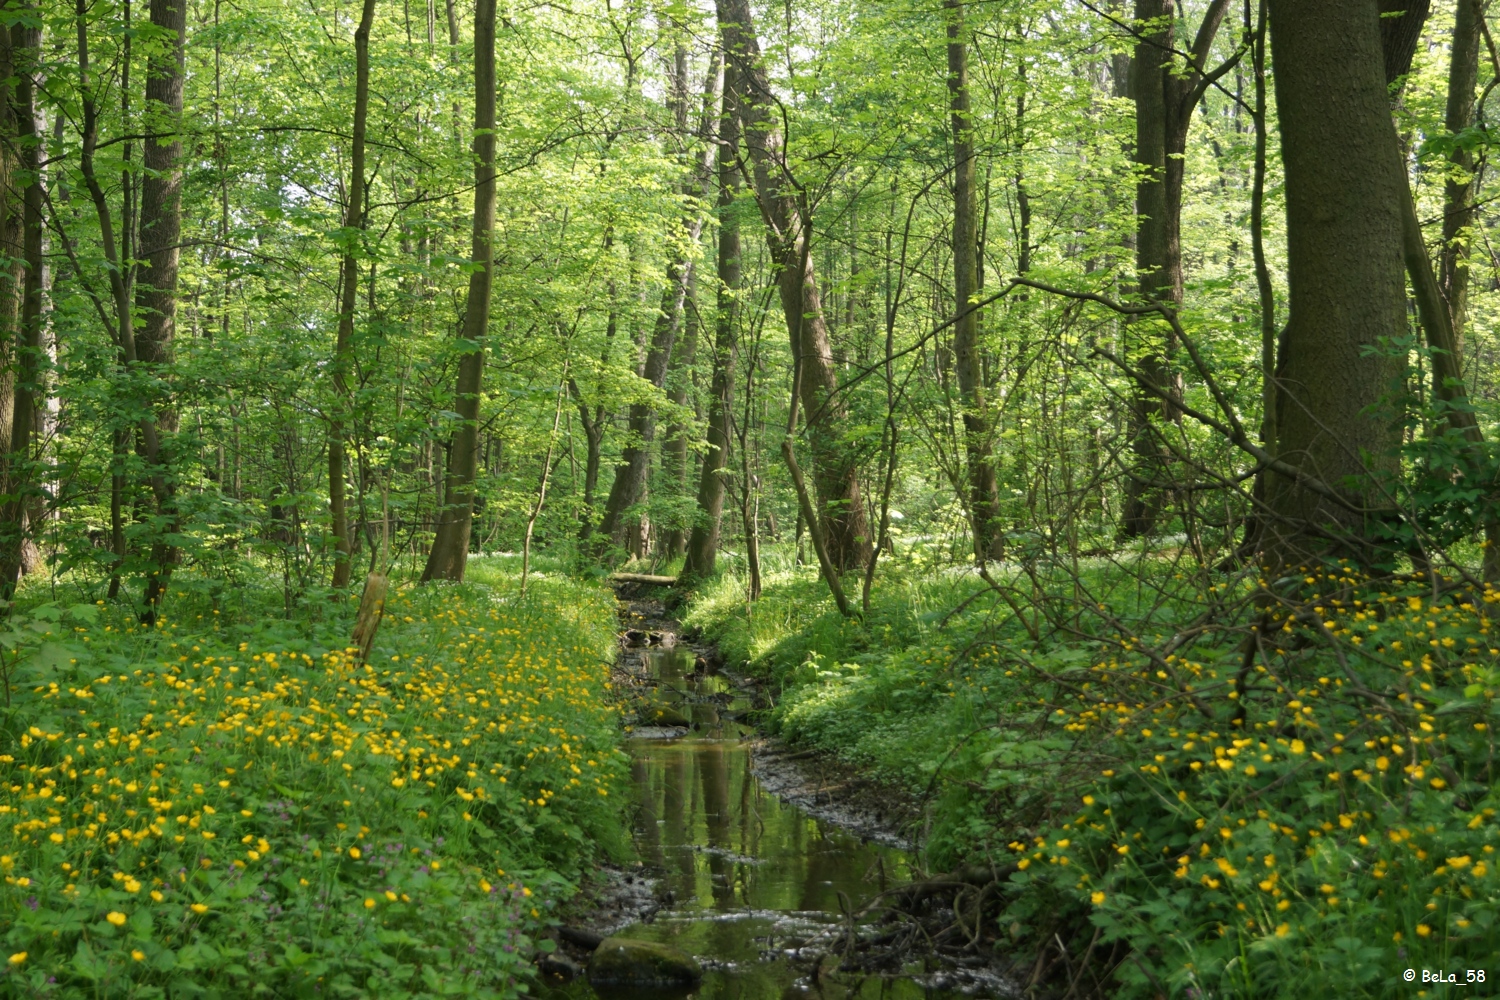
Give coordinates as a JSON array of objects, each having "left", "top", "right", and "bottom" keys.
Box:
[
  {"left": 686, "top": 544, "right": 1500, "bottom": 998},
  {"left": 0, "top": 557, "right": 627, "bottom": 998}
]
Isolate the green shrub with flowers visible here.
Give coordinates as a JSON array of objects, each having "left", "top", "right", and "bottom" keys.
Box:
[
  {"left": 689, "top": 552, "right": 1500, "bottom": 997},
  {"left": 0, "top": 559, "right": 628, "bottom": 998}
]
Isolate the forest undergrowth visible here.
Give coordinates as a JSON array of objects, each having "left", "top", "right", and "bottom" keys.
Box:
[
  {"left": 0, "top": 557, "right": 627, "bottom": 998},
  {"left": 685, "top": 543, "right": 1500, "bottom": 997}
]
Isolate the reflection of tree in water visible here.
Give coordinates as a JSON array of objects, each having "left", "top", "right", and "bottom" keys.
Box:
[
  {"left": 699, "top": 742, "right": 734, "bottom": 908},
  {"left": 605, "top": 739, "right": 960, "bottom": 1000}
]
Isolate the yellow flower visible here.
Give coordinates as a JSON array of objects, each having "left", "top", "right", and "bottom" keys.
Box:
[
  {"left": 1416, "top": 924, "right": 1431, "bottom": 937},
  {"left": 190, "top": 903, "right": 208, "bottom": 915},
  {"left": 7, "top": 953, "right": 25, "bottom": 966},
  {"left": 1274, "top": 923, "right": 1289, "bottom": 938},
  {"left": 364, "top": 898, "right": 376, "bottom": 909},
  {"left": 150, "top": 890, "right": 164, "bottom": 902},
  {"left": 106, "top": 911, "right": 127, "bottom": 927},
  {"left": 131, "top": 950, "right": 145, "bottom": 962},
  {"left": 349, "top": 847, "right": 361, "bottom": 859},
  {"left": 1090, "top": 891, "right": 1105, "bottom": 905}
]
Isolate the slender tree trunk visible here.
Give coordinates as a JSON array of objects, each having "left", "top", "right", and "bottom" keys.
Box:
[
  {"left": 1263, "top": 0, "right": 1407, "bottom": 572},
  {"left": 683, "top": 63, "right": 742, "bottom": 581},
  {"left": 597, "top": 53, "right": 719, "bottom": 554},
  {"left": 0, "top": 17, "right": 40, "bottom": 601},
  {"left": 661, "top": 269, "right": 699, "bottom": 561},
  {"left": 329, "top": 0, "right": 377, "bottom": 589},
  {"left": 422, "top": 0, "right": 497, "bottom": 582},
  {"left": 0, "top": 26, "right": 20, "bottom": 465},
  {"left": 1440, "top": 0, "right": 1482, "bottom": 350},
  {"left": 947, "top": 0, "right": 1001, "bottom": 563},
  {"left": 134, "top": 0, "right": 188, "bottom": 618},
  {"left": 1120, "top": 0, "right": 1232, "bottom": 537},
  {"left": 717, "top": 0, "right": 871, "bottom": 573}
]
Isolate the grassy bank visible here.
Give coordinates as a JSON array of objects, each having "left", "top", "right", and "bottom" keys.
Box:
[
  {"left": 685, "top": 546, "right": 1500, "bottom": 997},
  {"left": 0, "top": 557, "right": 627, "bottom": 998}
]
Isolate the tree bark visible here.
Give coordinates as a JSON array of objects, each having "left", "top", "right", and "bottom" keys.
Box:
[
  {"left": 717, "top": 0, "right": 871, "bottom": 572},
  {"left": 946, "top": 0, "right": 1001, "bottom": 562},
  {"left": 422, "top": 0, "right": 497, "bottom": 582},
  {"left": 597, "top": 52, "right": 718, "bottom": 554},
  {"left": 133, "top": 0, "right": 188, "bottom": 618},
  {"left": 1120, "top": 0, "right": 1232, "bottom": 537},
  {"left": 661, "top": 268, "right": 699, "bottom": 561},
  {"left": 1263, "top": 0, "right": 1407, "bottom": 572},
  {"left": 329, "top": 0, "right": 377, "bottom": 589},
  {"left": 0, "top": 17, "right": 40, "bottom": 602},
  {"left": 1440, "top": 0, "right": 1482, "bottom": 350},
  {"left": 683, "top": 62, "right": 741, "bottom": 581}
]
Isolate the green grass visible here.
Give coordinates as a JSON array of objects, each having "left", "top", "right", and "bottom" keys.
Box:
[{"left": 0, "top": 558, "right": 627, "bottom": 998}]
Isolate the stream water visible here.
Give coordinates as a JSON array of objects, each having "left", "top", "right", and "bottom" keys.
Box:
[{"left": 544, "top": 645, "right": 992, "bottom": 1000}]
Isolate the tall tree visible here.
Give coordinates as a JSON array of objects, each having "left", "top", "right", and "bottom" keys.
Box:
[
  {"left": 134, "top": 0, "right": 188, "bottom": 617},
  {"left": 683, "top": 56, "right": 742, "bottom": 581},
  {"left": 716, "top": 0, "right": 872, "bottom": 573},
  {"left": 946, "top": 0, "right": 1001, "bottom": 562},
  {"left": 329, "top": 0, "right": 378, "bottom": 588},
  {"left": 1119, "top": 0, "right": 1233, "bottom": 536},
  {"left": 596, "top": 49, "right": 718, "bottom": 554},
  {"left": 422, "top": 0, "right": 497, "bottom": 582},
  {"left": 1263, "top": 0, "right": 1407, "bottom": 571},
  {"left": 1440, "top": 0, "right": 1483, "bottom": 348},
  {"left": 0, "top": 14, "right": 41, "bottom": 602}
]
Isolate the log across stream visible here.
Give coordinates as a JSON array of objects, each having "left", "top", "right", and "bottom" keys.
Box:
[{"left": 542, "top": 638, "right": 1013, "bottom": 999}]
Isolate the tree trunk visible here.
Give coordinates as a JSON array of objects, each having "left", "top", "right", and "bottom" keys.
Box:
[
  {"left": 422, "top": 0, "right": 497, "bottom": 582},
  {"left": 661, "top": 268, "right": 699, "bottom": 561},
  {"left": 597, "top": 52, "right": 718, "bottom": 555},
  {"left": 0, "top": 17, "right": 40, "bottom": 601},
  {"left": 947, "top": 0, "right": 1001, "bottom": 562},
  {"left": 1440, "top": 0, "right": 1481, "bottom": 350},
  {"left": 1120, "top": 0, "right": 1232, "bottom": 537},
  {"left": 134, "top": 0, "right": 188, "bottom": 618},
  {"left": 329, "top": 0, "right": 377, "bottom": 589},
  {"left": 683, "top": 62, "right": 742, "bottom": 581},
  {"left": 717, "top": 0, "right": 871, "bottom": 573},
  {"left": 1263, "top": 0, "right": 1407, "bottom": 572}
]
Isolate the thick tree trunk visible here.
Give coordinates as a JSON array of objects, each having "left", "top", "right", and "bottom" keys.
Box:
[
  {"left": 133, "top": 0, "right": 187, "bottom": 618},
  {"left": 946, "top": 0, "right": 1001, "bottom": 562},
  {"left": 329, "top": 0, "right": 377, "bottom": 589},
  {"left": 717, "top": 0, "right": 871, "bottom": 573},
  {"left": 422, "top": 0, "right": 497, "bottom": 582},
  {"left": 683, "top": 63, "right": 742, "bottom": 581},
  {"left": 1263, "top": 0, "right": 1407, "bottom": 571},
  {"left": 0, "top": 18, "right": 40, "bottom": 601}
]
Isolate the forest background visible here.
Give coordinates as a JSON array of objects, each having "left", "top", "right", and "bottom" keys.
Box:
[{"left": 0, "top": 0, "right": 1499, "bottom": 996}]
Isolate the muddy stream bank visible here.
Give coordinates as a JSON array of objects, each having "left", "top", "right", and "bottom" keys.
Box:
[{"left": 540, "top": 589, "right": 1018, "bottom": 1000}]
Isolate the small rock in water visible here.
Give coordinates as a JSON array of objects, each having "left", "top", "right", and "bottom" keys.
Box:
[
  {"left": 537, "top": 954, "right": 582, "bottom": 981},
  {"left": 587, "top": 937, "right": 702, "bottom": 987},
  {"left": 648, "top": 705, "right": 691, "bottom": 727}
]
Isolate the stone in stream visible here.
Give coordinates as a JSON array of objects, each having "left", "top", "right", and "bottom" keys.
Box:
[
  {"left": 587, "top": 936, "right": 702, "bottom": 987},
  {"left": 646, "top": 704, "right": 691, "bottom": 727}
]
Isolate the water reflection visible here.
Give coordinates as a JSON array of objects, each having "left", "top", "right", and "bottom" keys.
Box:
[{"left": 543, "top": 648, "right": 986, "bottom": 1000}]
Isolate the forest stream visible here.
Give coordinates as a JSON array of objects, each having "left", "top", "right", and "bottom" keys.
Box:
[{"left": 542, "top": 594, "right": 1010, "bottom": 1000}]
